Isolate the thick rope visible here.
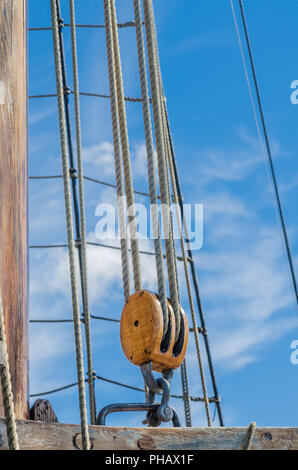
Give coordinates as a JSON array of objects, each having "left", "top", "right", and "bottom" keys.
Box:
[
  {"left": 103, "top": 0, "right": 131, "bottom": 301},
  {"left": 166, "top": 125, "right": 212, "bottom": 426},
  {"left": 143, "top": 0, "right": 191, "bottom": 425},
  {"left": 133, "top": 0, "right": 168, "bottom": 337},
  {"left": 69, "top": 0, "right": 96, "bottom": 426},
  {"left": 50, "top": 0, "right": 90, "bottom": 449},
  {"left": 0, "top": 297, "right": 19, "bottom": 450},
  {"left": 107, "top": 0, "right": 151, "bottom": 401},
  {"left": 143, "top": 0, "right": 181, "bottom": 342},
  {"left": 245, "top": 422, "right": 257, "bottom": 450},
  {"left": 108, "top": 0, "right": 143, "bottom": 293}
]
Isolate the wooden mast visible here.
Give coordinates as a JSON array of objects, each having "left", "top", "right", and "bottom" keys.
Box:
[{"left": 0, "top": 0, "right": 28, "bottom": 419}]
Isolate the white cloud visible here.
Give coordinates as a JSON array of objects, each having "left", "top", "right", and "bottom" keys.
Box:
[
  {"left": 203, "top": 191, "right": 249, "bottom": 221},
  {"left": 30, "top": 327, "right": 73, "bottom": 365},
  {"left": 29, "top": 106, "right": 56, "bottom": 125},
  {"left": 82, "top": 142, "right": 115, "bottom": 177}
]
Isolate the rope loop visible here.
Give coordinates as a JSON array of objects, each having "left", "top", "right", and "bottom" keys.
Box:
[{"left": 245, "top": 422, "right": 257, "bottom": 450}]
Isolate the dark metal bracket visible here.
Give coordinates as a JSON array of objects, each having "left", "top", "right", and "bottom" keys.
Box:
[
  {"left": 96, "top": 402, "right": 180, "bottom": 427},
  {"left": 96, "top": 362, "right": 181, "bottom": 427}
]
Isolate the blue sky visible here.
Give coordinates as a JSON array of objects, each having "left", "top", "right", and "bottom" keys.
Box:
[{"left": 28, "top": 0, "right": 298, "bottom": 428}]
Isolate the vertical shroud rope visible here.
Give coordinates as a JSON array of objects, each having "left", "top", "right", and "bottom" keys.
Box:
[
  {"left": 104, "top": 0, "right": 149, "bottom": 401},
  {"left": 106, "top": 0, "right": 143, "bottom": 294},
  {"left": 165, "top": 129, "right": 212, "bottom": 426},
  {"left": 50, "top": 0, "right": 90, "bottom": 450},
  {"left": 0, "top": 297, "right": 19, "bottom": 450},
  {"left": 142, "top": 0, "right": 181, "bottom": 343},
  {"left": 165, "top": 110, "right": 224, "bottom": 427},
  {"left": 141, "top": 0, "right": 191, "bottom": 426},
  {"left": 103, "top": 0, "right": 131, "bottom": 302},
  {"left": 69, "top": 0, "right": 96, "bottom": 426},
  {"left": 143, "top": 0, "right": 191, "bottom": 425},
  {"left": 133, "top": 0, "right": 168, "bottom": 336}
]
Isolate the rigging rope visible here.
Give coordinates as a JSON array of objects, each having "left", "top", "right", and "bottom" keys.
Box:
[
  {"left": 0, "top": 297, "right": 19, "bottom": 450},
  {"left": 50, "top": 0, "right": 90, "bottom": 449},
  {"left": 30, "top": 373, "right": 218, "bottom": 403},
  {"left": 69, "top": 0, "right": 96, "bottom": 425},
  {"left": 29, "top": 91, "right": 143, "bottom": 101},
  {"left": 165, "top": 122, "right": 212, "bottom": 426},
  {"left": 164, "top": 109, "right": 224, "bottom": 426},
  {"left": 29, "top": 21, "right": 138, "bottom": 31},
  {"left": 29, "top": 241, "right": 190, "bottom": 262},
  {"left": 103, "top": 0, "right": 131, "bottom": 302},
  {"left": 30, "top": 173, "right": 155, "bottom": 198},
  {"left": 108, "top": 0, "right": 143, "bottom": 293},
  {"left": 28, "top": 0, "right": 223, "bottom": 430},
  {"left": 133, "top": 0, "right": 168, "bottom": 336},
  {"left": 235, "top": 0, "right": 298, "bottom": 307},
  {"left": 142, "top": 0, "right": 192, "bottom": 426},
  {"left": 143, "top": 0, "right": 181, "bottom": 343}
]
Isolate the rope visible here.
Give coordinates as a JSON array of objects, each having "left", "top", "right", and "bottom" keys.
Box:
[
  {"left": 108, "top": 0, "right": 143, "bottom": 293},
  {"left": 30, "top": 314, "right": 120, "bottom": 324},
  {"left": 103, "top": 0, "right": 131, "bottom": 302},
  {"left": 69, "top": 0, "right": 96, "bottom": 426},
  {"left": 143, "top": 0, "right": 192, "bottom": 425},
  {"left": 28, "top": 0, "right": 222, "bottom": 432},
  {"left": 30, "top": 382, "right": 79, "bottom": 397},
  {"left": 164, "top": 109, "right": 224, "bottom": 427},
  {"left": 29, "top": 241, "right": 189, "bottom": 263},
  {"left": 166, "top": 119, "right": 212, "bottom": 426},
  {"left": 29, "top": 91, "right": 143, "bottom": 102},
  {"left": 30, "top": 316, "right": 210, "bottom": 327},
  {"left": 30, "top": 374, "right": 218, "bottom": 403},
  {"left": 0, "top": 297, "right": 19, "bottom": 450},
  {"left": 50, "top": 0, "right": 90, "bottom": 449},
  {"left": 29, "top": 21, "right": 138, "bottom": 31},
  {"left": 143, "top": 0, "right": 181, "bottom": 342},
  {"left": 30, "top": 174, "right": 155, "bottom": 198},
  {"left": 179, "top": 360, "right": 192, "bottom": 427},
  {"left": 237, "top": 0, "right": 298, "bottom": 307},
  {"left": 107, "top": 0, "right": 151, "bottom": 401},
  {"left": 133, "top": 0, "right": 168, "bottom": 337},
  {"left": 245, "top": 422, "right": 256, "bottom": 450}
]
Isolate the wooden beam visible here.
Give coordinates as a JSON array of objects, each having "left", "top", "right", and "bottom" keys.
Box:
[
  {"left": 0, "top": 0, "right": 28, "bottom": 419},
  {"left": 0, "top": 420, "right": 297, "bottom": 450}
]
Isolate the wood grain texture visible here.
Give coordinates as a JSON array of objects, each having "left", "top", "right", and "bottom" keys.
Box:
[
  {"left": 120, "top": 291, "right": 188, "bottom": 372},
  {"left": 0, "top": 0, "right": 28, "bottom": 419},
  {"left": 0, "top": 419, "right": 297, "bottom": 450}
]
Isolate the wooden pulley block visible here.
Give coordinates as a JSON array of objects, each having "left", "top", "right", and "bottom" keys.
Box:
[{"left": 120, "top": 290, "right": 189, "bottom": 373}]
